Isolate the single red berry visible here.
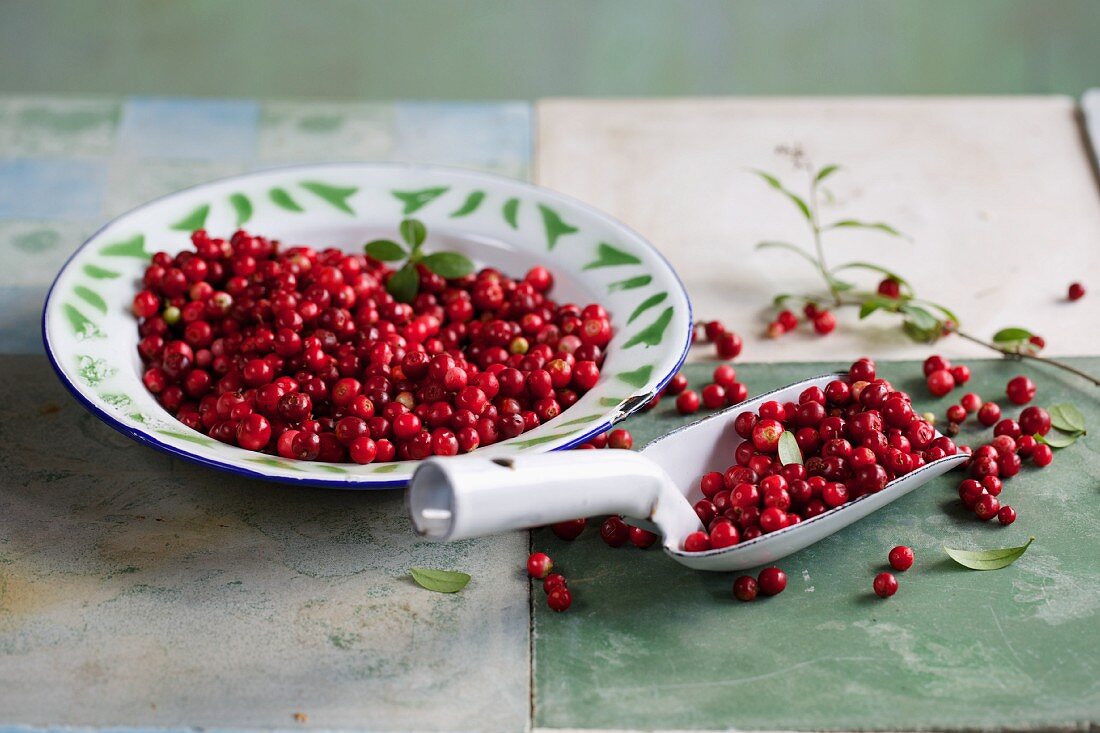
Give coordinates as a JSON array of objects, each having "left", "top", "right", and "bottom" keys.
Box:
[
  {"left": 752, "top": 418, "right": 784, "bottom": 453},
  {"left": 1032, "top": 442, "right": 1054, "bottom": 467},
  {"left": 551, "top": 518, "right": 586, "bottom": 541},
  {"left": 683, "top": 531, "right": 711, "bottom": 553},
  {"left": 997, "top": 505, "right": 1017, "bottom": 525},
  {"left": 607, "top": 428, "right": 633, "bottom": 450},
  {"left": 726, "top": 382, "right": 749, "bottom": 405},
  {"left": 946, "top": 404, "right": 967, "bottom": 424},
  {"left": 665, "top": 373, "right": 688, "bottom": 395},
  {"left": 877, "top": 278, "right": 901, "bottom": 299},
  {"left": 527, "top": 551, "right": 553, "bottom": 579},
  {"left": 710, "top": 520, "right": 740, "bottom": 549},
  {"left": 926, "top": 369, "right": 955, "bottom": 397},
  {"left": 1067, "top": 282, "right": 1086, "bottom": 301},
  {"left": 757, "top": 567, "right": 787, "bottom": 596},
  {"left": 765, "top": 321, "right": 786, "bottom": 339},
  {"left": 701, "top": 383, "right": 726, "bottom": 409},
  {"left": 960, "top": 392, "right": 982, "bottom": 413},
  {"left": 950, "top": 364, "right": 971, "bottom": 384},
  {"left": 1005, "top": 375, "right": 1036, "bottom": 405},
  {"left": 543, "top": 573, "right": 567, "bottom": 594},
  {"left": 599, "top": 516, "right": 629, "bottom": 547},
  {"left": 676, "top": 390, "right": 700, "bottom": 415},
  {"left": 923, "top": 355, "right": 951, "bottom": 376},
  {"left": 977, "top": 402, "right": 1002, "bottom": 427},
  {"left": 812, "top": 311, "right": 837, "bottom": 335},
  {"left": 712, "top": 364, "right": 737, "bottom": 388},
  {"left": 547, "top": 587, "right": 572, "bottom": 612},
  {"left": 873, "top": 572, "right": 898, "bottom": 598},
  {"left": 974, "top": 493, "right": 1001, "bottom": 521},
  {"left": 1028, "top": 334, "right": 1046, "bottom": 352},
  {"left": 629, "top": 525, "right": 658, "bottom": 549},
  {"left": 888, "top": 545, "right": 914, "bottom": 571},
  {"left": 716, "top": 331, "right": 743, "bottom": 359},
  {"left": 703, "top": 320, "right": 726, "bottom": 342},
  {"left": 1018, "top": 406, "right": 1051, "bottom": 436},
  {"left": 732, "top": 575, "right": 758, "bottom": 602},
  {"left": 777, "top": 310, "right": 798, "bottom": 332}
]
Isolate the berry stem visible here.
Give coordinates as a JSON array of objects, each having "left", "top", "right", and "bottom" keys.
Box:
[{"left": 952, "top": 330, "right": 1100, "bottom": 387}]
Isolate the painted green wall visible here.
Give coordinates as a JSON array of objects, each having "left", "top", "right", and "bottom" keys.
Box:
[{"left": 2, "top": 0, "right": 1098, "bottom": 99}]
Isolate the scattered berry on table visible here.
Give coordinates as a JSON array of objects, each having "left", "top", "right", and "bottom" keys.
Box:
[
  {"left": 1005, "top": 375, "right": 1036, "bottom": 405},
  {"left": 888, "top": 545, "right": 914, "bottom": 571},
  {"left": 950, "top": 364, "right": 971, "bottom": 384},
  {"left": 974, "top": 493, "right": 1001, "bottom": 521},
  {"left": 527, "top": 552, "right": 553, "bottom": 579},
  {"left": 599, "top": 516, "right": 630, "bottom": 547},
  {"left": 547, "top": 587, "right": 572, "bottom": 612},
  {"left": 1018, "top": 406, "right": 1051, "bottom": 436},
  {"left": 607, "top": 428, "right": 634, "bottom": 450},
  {"left": 813, "top": 311, "right": 837, "bottom": 335},
  {"left": 1067, "top": 282, "right": 1086, "bottom": 301},
  {"left": 665, "top": 373, "right": 688, "bottom": 396},
  {"left": 1032, "top": 443, "right": 1054, "bottom": 467},
  {"left": 701, "top": 383, "right": 727, "bottom": 409},
  {"left": 873, "top": 572, "right": 898, "bottom": 598},
  {"left": 676, "top": 390, "right": 701, "bottom": 415},
  {"left": 703, "top": 320, "right": 727, "bottom": 342},
  {"left": 922, "top": 355, "right": 951, "bottom": 376},
  {"left": 713, "top": 364, "right": 737, "bottom": 389},
  {"left": 716, "top": 331, "right": 743, "bottom": 359},
  {"left": 757, "top": 567, "right": 788, "bottom": 596},
  {"left": 629, "top": 526, "right": 658, "bottom": 549},
  {"left": 946, "top": 405, "right": 967, "bottom": 424},
  {"left": 960, "top": 392, "right": 982, "bottom": 413},
  {"left": 926, "top": 369, "right": 955, "bottom": 397},
  {"left": 997, "top": 505, "right": 1017, "bottom": 525},
  {"left": 978, "top": 401, "right": 1002, "bottom": 427},
  {"left": 551, "top": 518, "right": 587, "bottom": 541},
  {"left": 732, "top": 575, "right": 759, "bottom": 602},
  {"left": 777, "top": 310, "right": 799, "bottom": 332},
  {"left": 543, "top": 573, "right": 567, "bottom": 594}
]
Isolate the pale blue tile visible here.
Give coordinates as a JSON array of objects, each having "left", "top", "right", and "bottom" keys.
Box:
[
  {"left": 0, "top": 158, "right": 106, "bottom": 220},
  {"left": 0, "top": 284, "right": 46, "bottom": 353},
  {"left": 118, "top": 97, "right": 259, "bottom": 161},
  {"left": 393, "top": 102, "right": 531, "bottom": 178}
]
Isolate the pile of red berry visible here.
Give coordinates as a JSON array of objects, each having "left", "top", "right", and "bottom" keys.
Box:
[
  {"left": 665, "top": 364, "right": 750, "bottom": 415},
  {"left": 527, "top": 552, "right": 572, "bottom": 612},
  {"left": 693, "top": 319, "right": 744, "bottom": 360},
  {"left": 764, "top": 304, "right": 837, "bottom": 339},
  {"left": 132, "top": 229, "right": 612, "bottom": 463},
  {"left": 682, "top": 357, "right": 956, "bottom": 552},
  {"left": 921, "top": 354, "right": 972, "bottom": 397}
]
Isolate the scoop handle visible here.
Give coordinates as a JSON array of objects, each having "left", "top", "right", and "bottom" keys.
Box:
[{"left": 407, "top": 450, "right": 673, "bottom": 541}]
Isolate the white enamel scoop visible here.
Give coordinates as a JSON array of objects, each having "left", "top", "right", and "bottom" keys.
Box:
[{"left": 407, "top": 373, "right": 968, "bottom": 571}]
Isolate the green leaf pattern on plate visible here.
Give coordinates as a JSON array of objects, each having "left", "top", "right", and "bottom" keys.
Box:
[
  {"left": 392, "top": 186, "right": 449, "bottom": 214},
  {"left": 170, "top": 204, "right": 210, "bottom": 232},
  {"left": 450, "top": 191, "right": 486, "bottom": 218},
  {"left": 229, "top": 192, "right": 253, "bottom": 225},
  {"left": 269, "top": 187, "right": 304, "bottom": 212},
  {"left": 99, "top": 234, "right": 148, "bottom": 259},
  {"left": 537, "top": 204, "right": 579, "bottom": 250},
  {"left": 583, "top": 242, "right": 642, "bottom": 270},
  {"left": 301, "top": 181, "right": 358, "bottom": 215}
]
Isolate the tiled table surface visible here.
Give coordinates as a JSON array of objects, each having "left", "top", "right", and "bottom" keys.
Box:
[{"left": 1, "top": 95, "right": 1099, "bottom": 732}]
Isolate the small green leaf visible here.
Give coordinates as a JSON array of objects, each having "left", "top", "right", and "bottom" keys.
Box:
[
  {"left": 399, "top": 218, "right": 427, "bottom": 248},
  {"left": 899, "top": 303, "right": 941, "bottom": 332},
  {"left": 750, "top": 170, "right": 812, "bottom": 221},
  {"left": 1048, "top": 403, "right": 1086, "bottom": 434},
  {"left": 826, "top": 219, "right": 904, "bottom": 237},
  {"left": 422, "top": 251, "right": 475, "bottom": 279},
  {"left": 992, "top": 327, "right": 1033, "bottom": 344},
  {"left": 364, "top": 239, "right": 408, "bottom": 262},
  {"left": 831, "top": 262, "right": 911, "bottom": 292},
  {"left": 755, "top": 241, "right": 819, "bottom": 270},
  {"left": 777, "top": 430, "right": 803, "bottom": 466},
  {"left": 859, "top": 295, "right": 902, "bottom": 319},
  {"left": 387, "top": 262, "right": 419, "bottom": 303},
  {"left": 814, "top": 164, "right": 840, "bottom": 183},
  {"left": 409, "top": 567, "right": 471, "bottom": 593},
  {"left": 944, "top": 538, "right": 1034, "bottom": 571},
  {"left": 1035, "top": 430, "right": 1082, "bottom": 449}
]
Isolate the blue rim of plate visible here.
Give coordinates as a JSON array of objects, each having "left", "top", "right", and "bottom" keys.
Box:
[{"left": 41, "top": 162, "right": 693, "bottom": 489}]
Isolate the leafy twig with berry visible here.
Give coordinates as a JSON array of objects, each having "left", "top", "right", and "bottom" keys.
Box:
[
  {"left": 753, "top": 152, "right": 1100, "bottom": 387},
  {"left": 365, "top": 218, "right": 475, "bottom": 303}
]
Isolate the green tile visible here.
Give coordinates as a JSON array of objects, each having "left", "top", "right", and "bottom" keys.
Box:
[{"left": 534, "top": 357, "right": 1100, "bottom": 731}]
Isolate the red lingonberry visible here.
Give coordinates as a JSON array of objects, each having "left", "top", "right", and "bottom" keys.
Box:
[
  {"left": 543, "top": 573, "right": 567, "bottom": 594},
  {"left": 713, "top": 364, "right": 737, "bottom": 388},
  {"left": 813, "top": 311, "right": 837, "bottom": 335},
  {"left": 726, "top": 382, "right": 749, "bottom": 405},
  {"left": 1032, "top": 442, "right": 1054, "bottom": 467},
  {"left": 676, "top": 390, "right": 700, "bottom": 415},
  {"left": 946, "top": 404, "right": 967, "bottom": 424},
  {"left": 547, "top": 587, "right": 572, "bottom": 612},
  {"left": 1067, "top": 282, "right": 1086, "bottom": 301},
  {"left": 732, "top": 575, "right": 758, "bottom": 602},
  {"left": 703, "top": 320, "right": 726, "bottom": 342},
  {"left": 551, "top": 518, "right": 586, "bottom": 540},
  {"left": 926, "top": 369, "right": 955, "bottom": 397},
  {"left": 665, "top": 373, "right": 688, "bottom": 395},
  {"left": 683, "top": 531, "right": 711, "bottom": 553},
  {"left": 977, "top": 402, "right": 1002, "bottom": 427},
  {"left": 701, "top": 383, "right": 726, "bottom": 409},
  {"left": 607, "top": 428, "right": 633, "bottom": 450},
  {"left": 527, "top": 552, "right": 553, "bottom": 579},
  {"left": 629, "top": 526, "right": 658, "bottom": 549},
  {"left": 716, "top": 331, "right": 743, "bottom": 359},
  {"left": 599, "top": 516, "right": 629, "bottom": 547},
  {"left": 1029, "top": 334, "right": 1046, "bottom": 351},
  {"left": 923, "top": 355, "right": 951, "bottom": 376},
  {"left": 974, "top": 493, "right": 1001, "bottom": 521},
  {"left": 777, "top": 310, "right": 798, "bottom": 332},
  {"left": 888, "top": 545, "right": 914, "bottom": 571},
  {"left": 1005, "top": 375, "right": 1036, "bottom": 405},
  {"left": 997, "top": 505, "right": 1017, "bottom": 525},
  {"left": 1019, "top": 406, "right": 1051, "bottom": 436},
  {"left": 873, "top": 572, "right": 898, "bottom": 598},
  {"left": 757, "top": 567, "right": 787, "bottom": 596},
  {"left": 877, "top": 278, "right": 901, "bottom": 298}
]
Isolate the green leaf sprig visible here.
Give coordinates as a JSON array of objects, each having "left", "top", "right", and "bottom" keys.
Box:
[
  {"left": 944, "top": 537, "right": 1034, "bottom": 571},
  {"left": 752, "top": 155, "right": 1100, "bottom": 387},
  {"left": 777, "top": 430, "right": 803, "bottom": 466},
  {"left": 409, "top": 567, "right": 472, "bottom": 593},
  {"left": 365, "top": 218, "right": 475, "bottom": 303},
  {"left": 1036, "top": 403, "right": 1087, "bottom": 448}
]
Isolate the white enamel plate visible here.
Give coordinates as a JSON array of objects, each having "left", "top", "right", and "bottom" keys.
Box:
[{"left": 43, "top": 164, "right": 692, "bottom": 488}]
